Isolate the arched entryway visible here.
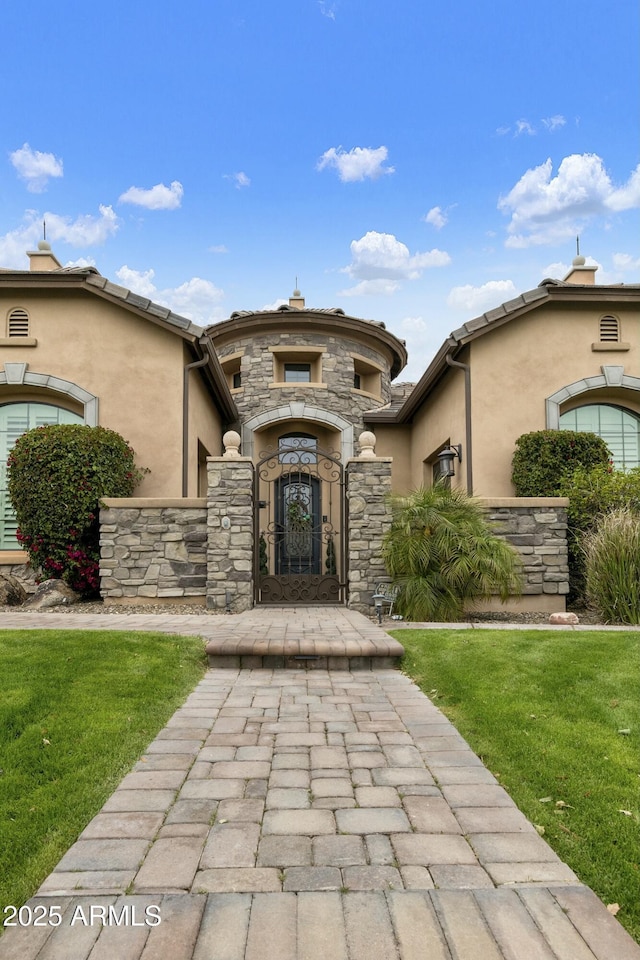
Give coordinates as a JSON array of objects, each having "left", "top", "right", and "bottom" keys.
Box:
[{"left": 253, "top": 434, "right": 345, "bottom": 604}]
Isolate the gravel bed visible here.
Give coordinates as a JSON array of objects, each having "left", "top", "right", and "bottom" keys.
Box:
[
  {"left": 0, "top": 599, "right": 605, "bottom": 626},
  {"left": 0, "top": 600, "right": 214, "bottom": 617}
]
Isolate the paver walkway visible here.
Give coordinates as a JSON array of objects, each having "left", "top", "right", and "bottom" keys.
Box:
[{"left": 0, "top": 608, "right": 638, "bottom": 959}]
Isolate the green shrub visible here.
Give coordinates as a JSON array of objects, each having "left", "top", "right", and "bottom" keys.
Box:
[
  {"left": 381, "top": 485, "right": 522, "bottom": 622},
  {"left": 583, "top": 508, "right": 640, "bottom": 623},
  {"left": 7, "top": 425, "right": 146, "bottom": 595},
  {"left": 558, "top": 464, "right": 640, "bottom": 600},
  {"left": 512, "top": 430, "right": 610, "bottom": 496}
]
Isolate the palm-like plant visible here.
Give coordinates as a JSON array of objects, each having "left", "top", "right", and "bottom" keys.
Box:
[{"left": 382, "top": 485, "right": 522, "bottom": 621}]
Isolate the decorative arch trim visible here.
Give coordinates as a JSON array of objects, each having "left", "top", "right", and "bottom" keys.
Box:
[
  {"left": 242, "top": 402, "right": 355, "bottom": 462},
  {"left": 0, "top": 364, "right": 99, "bottom": 425},
  {"left": 546, "top": 366, "right": 640, "bottom": 429}
]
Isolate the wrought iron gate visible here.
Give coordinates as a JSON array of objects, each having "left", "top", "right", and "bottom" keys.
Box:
[{"left": 254, "top": 439, "right": 345, "bottom": 603}]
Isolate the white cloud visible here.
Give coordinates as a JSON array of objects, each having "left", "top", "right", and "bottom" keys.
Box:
[
  {"left": 261, "top": 298, "right": 288, "bottom": 311},
  {"left": 0, "top": 206, "right": 119, "bottom": 267},
  {"left": 63, "top": 256, "right": 97, "bottom": 269},
  {"left": 119, "top": 180, "right": 183, "bottom": 210},
  {"left": 115, "top": 266, "right": 224, "bottom": 325},
  {"left": 318, "top": 1, "right": 336, "bottom": 19},
  {"left": 209, "top": 244, "right": 228, "bottom": 254},
  {"left": 0, "top": 216, "right": 42, "bottom": 267},
  {"left": 317, "top": 146, "right": 394, "bottom": 182},
  {"left": 499, "top": 154, "right": 640, "bottom": 247},
  {"left": 338, "top": 279, "right": 400, "bottom": 297},
  {"left": 607, "top": 164, "right": 640, "bottom": 211},
  {"left": 338, "top": 232, "right": 449, "bottom": 296},
  {"left": 224, "top": 171, "right": 251, "bottom": 189},
  {"left": 424, "top": 206, "right": 447, "bottom": 229},
  {"left": 401, "top": 316, "right": 427, "bottom": 331},
  {"left": 541, "top": 260, "right": 571, "bottom": 279},
  {"left": 541, "top": 115, "right": 566, "bottom": 132},
  {"left": 498, "top": 116, "right": 565, "bottom": 138},
  {"left": 515, "top": 119, "right": 536, "bottom": 136},
  {"left": 10, "top": 143, "right": 63, "bottom": 192},
  {"left": 46, "top": 205, "right": 119, "bottom": 246},
  {"left": 612, "top": 252, "right": 640, "bottom": 272},
  {"left": 447, "top": 279, "right": 517, "bottom": 313}
]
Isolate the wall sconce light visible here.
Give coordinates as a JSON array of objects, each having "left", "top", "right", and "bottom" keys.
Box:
[{"left": 437, "top": 444, "right": 462, "bottom": 478}]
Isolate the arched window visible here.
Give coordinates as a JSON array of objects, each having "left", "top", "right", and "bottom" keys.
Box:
[
  {"left": 559, "top": 404, "right": 640, "bottom": 470},
  {"left": 7, "top": 308, "right": 29, "bottom": 337},
  {"left": 0, "top": 402, "right": 83, "bottom": 549},
  {"left": 278, "top": 433, "right": 318, "bottom": 464}
]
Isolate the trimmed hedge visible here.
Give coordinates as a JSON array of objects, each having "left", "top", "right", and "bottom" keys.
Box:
[
  {"left": 7, "top": 424, "right": 146, "bottom": 595},
  {"left": 511, "top": 430, "right": 610, "bottom": 496}
]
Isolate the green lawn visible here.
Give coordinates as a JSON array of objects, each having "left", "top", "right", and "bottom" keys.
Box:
[
  {"left": 0, "top": 629, "right": 206, "bottom": 921},
  {"left": 394, "top": 627, "right": 640, "bottom": 943}
]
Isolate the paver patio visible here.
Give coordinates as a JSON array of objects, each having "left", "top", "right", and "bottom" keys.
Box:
[{"left": 0, "top": 607, "right": 638, "bottom": 959}]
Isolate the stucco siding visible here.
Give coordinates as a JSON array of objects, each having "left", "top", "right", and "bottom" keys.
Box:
[
  {"left": 0, "top": 290, "right": 186, "bottom": 496},
  {"left": 469, "top": 301, "right": 640, "bottom": 495}
]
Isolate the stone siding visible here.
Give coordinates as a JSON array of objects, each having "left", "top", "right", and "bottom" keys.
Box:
[
  {"left": 206, "top": 457, "right": 254, "bottom": 613},
  {"left": 218, "top": 332, "right": 392, "bottom": 436},
  {"left": 346, "top": 457, "right": 393, "bottom": 614},
  {"left": 100, "top": 499, "right": 207, "bottom": 600},
  {"left": 482, "top": 498, "right": 569, "bottom": 601}
]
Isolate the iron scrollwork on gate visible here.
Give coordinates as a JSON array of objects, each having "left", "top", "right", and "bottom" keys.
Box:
[{"left": 254, "top": 438, "right": 345, "bottom": 603}]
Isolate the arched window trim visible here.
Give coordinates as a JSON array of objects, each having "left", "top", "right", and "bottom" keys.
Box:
[{"left": 546, "top": 368, "right": 640, "bottom": 430}]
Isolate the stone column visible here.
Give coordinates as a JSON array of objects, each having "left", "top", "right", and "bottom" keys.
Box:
[
  {"left": 346, "top": 432, "right": 393, "bottom": 614},
  {"left": 206, "top": 432, "right": 254, "bottom": 613}
]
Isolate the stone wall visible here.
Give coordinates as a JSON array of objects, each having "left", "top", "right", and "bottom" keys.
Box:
[
  {"left": 217, "top": 331, "right": 392, "bottom": 436},
  {"left": 206, "top": 455, "right": 254, "bottom": 613},
  {"left": 346, "top": 455, "right": 393, "bottom": 614},
  {"left": 100, "top": 499, "right": 207, "bottom": 601},
  {"left": 479, "top": 497, "right": 570, "bottom": 612}
]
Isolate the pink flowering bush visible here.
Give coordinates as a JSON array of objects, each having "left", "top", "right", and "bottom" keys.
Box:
[{"left": 8, "top": 425, "right": 146, "bottom": 596}]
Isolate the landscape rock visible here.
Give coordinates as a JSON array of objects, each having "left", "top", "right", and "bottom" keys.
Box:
[
  {"left": 0, "top": 574, "right": 27, "bottom": 606},
  {"left": 549, "top": 611, "right": 579, "bottom": 625},
  {"left": 24, "top": 579, "right": 81, "bottom": 609}
]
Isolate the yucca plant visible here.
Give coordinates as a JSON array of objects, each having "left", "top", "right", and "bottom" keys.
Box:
[
  {"left": 583, "top": 508, "right": 640, "bottom": 624},
  {"left": 381, "top": 484, "right": 522, "bottom": 621}
]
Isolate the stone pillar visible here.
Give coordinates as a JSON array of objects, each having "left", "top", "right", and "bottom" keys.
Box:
[
  {"left": 206, "top": 432, "right": 254, "bottom": 613},
  {"left": 346, "top": 432, "right": 392, "bottom": 614}
]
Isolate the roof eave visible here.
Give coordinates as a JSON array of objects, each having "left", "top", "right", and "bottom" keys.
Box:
[{"left": 207, "top": 309, "right": 408, "bottom": 379}]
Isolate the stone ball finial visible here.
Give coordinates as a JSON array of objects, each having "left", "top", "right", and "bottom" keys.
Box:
[
  {"left": 222, "top": 430, "right": 242, "bottom": 459},
  {"left": 38, "top": 240, "right": 52, "bottom": 251},
  {"left": 358, "top": 430, "right": 377, "bottom": 459}
]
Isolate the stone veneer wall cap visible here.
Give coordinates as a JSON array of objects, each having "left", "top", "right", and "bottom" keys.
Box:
[
  {"left": 100, "top": 498, "right": 207, "bottom": 508},
  {"left": 478, "top": 497, "right": 569, "bottom": 507},
  {"left": 206, "top": 456, "right": 253, "bottom": 462}
]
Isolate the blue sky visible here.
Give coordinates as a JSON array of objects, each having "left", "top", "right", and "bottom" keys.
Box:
[{"left": 2, "top": 0, "right": 638, "bottom": 380}]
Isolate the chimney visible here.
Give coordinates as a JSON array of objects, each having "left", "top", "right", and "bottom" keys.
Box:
[
  {"left": 27, "top": 240, "right": 62, "bottom": 272},
  {"left": 563, "top": 255, "right": 597, "bottom": 285},
  {"left": 288, "top": 287, "right": 305, "bottom": 309}
]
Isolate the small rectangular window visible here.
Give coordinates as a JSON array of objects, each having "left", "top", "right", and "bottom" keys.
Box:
[
  {"left": 284, "top": 363, "right": 311, "bottom": 383},
  {"left": 232, "top": 371, "right": 242, "bottom": 389},
  {"left": 354, "top": 372, "right": 361, "bottom": 390}
]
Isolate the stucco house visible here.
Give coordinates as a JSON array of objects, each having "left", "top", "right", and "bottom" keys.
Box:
[{"left": 1, "top": 243, "right": 638, "bottom": 612}]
